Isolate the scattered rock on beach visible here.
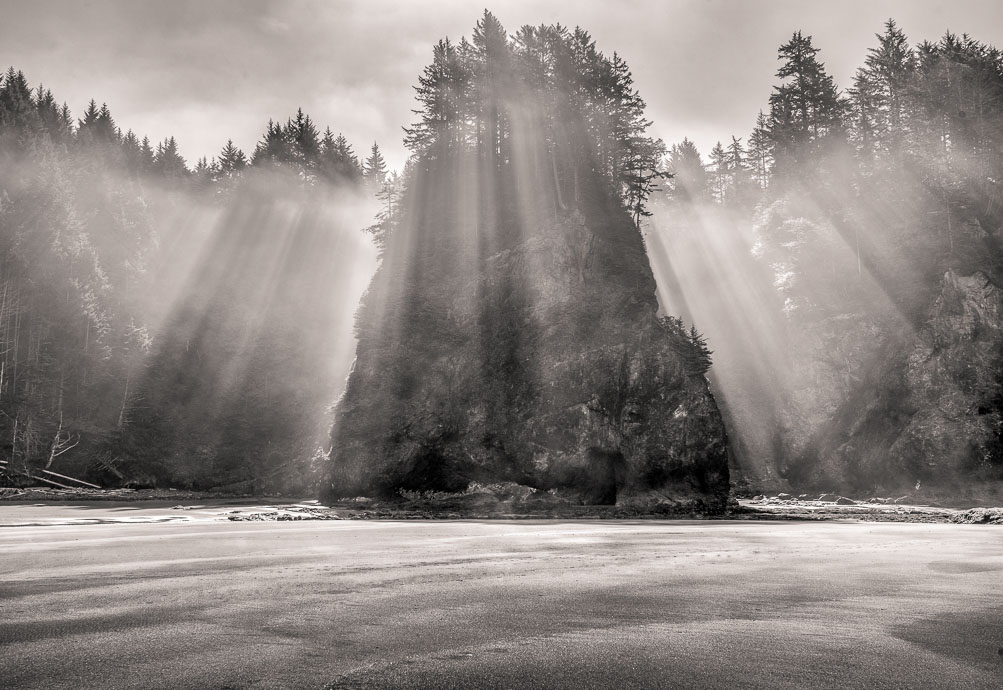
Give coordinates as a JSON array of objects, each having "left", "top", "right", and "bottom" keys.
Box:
[{"left": 949, "top": 508, "right": 1003, "bottom": 525}]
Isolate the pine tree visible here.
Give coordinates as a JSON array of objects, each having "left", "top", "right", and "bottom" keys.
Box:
[
  {"left": 708, "top": 141, "right": 729, "bottom": 203},
  {"left": 251, "top": 119, "right": 287, "bottom": 166},
  {"left": 34, "top": 85, "right": 68, "bottom": 142},
  {"left": 624, "top": 136, "right": 668, "bottom": 228},
  {"left": 288, "top": 107, "right": 320, "bottom": 170},
  {"left": 121, "top": 130, "right": 145, "bottom": 172},
  {"left": 471, "top": 10, "right": 512, "bottom": 163},
  {"left": 58, "top": 103, "right": 73, "bottom": 138},
  {"left": 404, "top": 37, "right": 471, "bottom": 154},
  {"left": 667, "top": 138, "right": 707, "bottom": 202},
  {"left": 78, "top": 99, "right": 100, "bottom": 129},
  {"left": 192, "top": 156, "right": 216, "bottom": 191},
  {"left": 726, "top": 136, "right": 755, "bottom": 207},
  {"left": 217, "top": 139, "right": 247, "bottom": 178},
  {"left": 362, "top": 142, "right": 388, "bottom": 190},
  {"left": 319, "top": 128, "right": 362, "bottom": 183},
  {"left": 768, "top": 32, "right": 847, "bottom": 180},
  {"left": 153, "top": 136, "right": 188, "bottom": 182},
  {"left": 77, "top": 100, "right": 118, "bottom": 145},
  {"left": 366, "top": 170, "right": 403, "bottom": 253},
  {"left": 139, "top": 136, "right": 155, "bottom": 172},
  {"left": 606, "top": 52, "right": 665, "bottom": 224},
  {"left": 0, "top": 68, "right": 37, "bottom": 139},
  {"left": 850, "top": 19, "right": 916, "bottom": 163},
  {"left": 97, "top": 104, "right": 117, "bottom": 141}
]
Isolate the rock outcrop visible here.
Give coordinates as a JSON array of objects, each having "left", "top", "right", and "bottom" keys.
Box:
[
  {"left": 326, "top": 204, "right": 730, "bottom": 510},
  {"left": 324, "top": 12, "right": 729, "bottom": 509},
  {"left": 810, "top": 270, "right": 1003, "bottom": 496}
]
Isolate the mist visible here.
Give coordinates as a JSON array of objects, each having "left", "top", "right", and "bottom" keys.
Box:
[
  {"left": 121, "top": 172, "right": 379, "bottom": 491},
  {"left": 2, "top": 13, "right": 1002, "bottom": 504},
  {"left": 0, "top": 85, "right": 379, "bottom": 492},
  {"left": 5, "top": 9, "right": 1003, "bottom": 690},
  {"left": 647, "top": 22, "right": 1003, "bottom": 499}
]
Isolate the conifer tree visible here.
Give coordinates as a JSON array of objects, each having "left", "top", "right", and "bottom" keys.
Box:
[
  {"left": 403, "top": 37, "right": 471, "bottom": 154},
  {"left": 34, "top": 85, "right": 69, "bottom": 142},
  {"left": 77, "top": 100, "right": 119, "bottom": 145},
  {"left": 139, "top": 136, "right": 155, "bottom": 172},
  {"left": 362, "top": 142, "right": 388, "bottom": 190},
  {"left": 366, "top": 170, "right": 404, "bottom": 253},
  {"left": 0, "top": 68, "right": 37, "bottom": 139},
  {"left": 217, "top": 139, "right": 247, "bottom": 177},
  {"left": 850, "top": 19, "right": 916, "bottom": 164},
  {"left": 607, "top": 52, "right": 666, "bottom": 224},
  {"left": 153, "top": 136, "right": 188, "bottom": 182},
  {"left": 747, "top": 110, "right": 773, "bottom": 189},
  {"left": 667, "top": 138, "right": 708, "bottom": 202},
  {"left": 192, "top": 156, "right": 215, "bottom": 191},
  {"left": 708, "top": 141, "right": 729, "bottom": 203},
  {"left": 320, "top": 128, "right": 362, "bottom": 183},
  {"left": 725, "top": 136, "right": 754, "bottom": 206},
  {"left": 768, "top": 32, "right": 847, "bottom": 180},
  {"left": 471, "top": 10, "right": 512, "bottom": 162},
  {"left": 288, "top": 107, "right": 320, "bottom": 170},
  {"left": 121, "top": 129, "right": 145, "bottom": 172},
  {"left": 252, "top": 119, "right": 287, "bottom": 166}
]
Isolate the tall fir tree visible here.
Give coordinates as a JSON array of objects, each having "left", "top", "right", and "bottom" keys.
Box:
[
  {"left": 708, "top": 141, "right": 729, "bottom": 203},
  {"left": 666, "top": 138, "right": 708, "bottom": 202},
  {"left": 217, "top": 139, "right": 247, "bottom": 178},
  {"left": 768, "top": 32, "right": 847, "bottom": 181},
  {"left": 849, "top": 19, "right": 916, "bottom": 165},
  {"left": 320, "top": 128, "right": 362, "bottom": 183},
  {"left": 362, "top": 141, "right": 388, "bottom": 190}
]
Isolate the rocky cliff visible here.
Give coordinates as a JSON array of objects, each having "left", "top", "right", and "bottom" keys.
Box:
[
  {"left": 326, "top": 201, "right": 730, "bottom": 510},
  {"left": 805, "top": 270, "right": 1003, "bottom": 498}
]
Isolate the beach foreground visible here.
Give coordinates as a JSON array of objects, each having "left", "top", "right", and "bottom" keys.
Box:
[{"left": 1, "top": 510, "right": 1001, "bottom": 689}]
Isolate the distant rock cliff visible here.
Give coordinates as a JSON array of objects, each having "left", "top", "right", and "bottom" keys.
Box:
[
  {"left": 326, "top": 204, "right": 730, "bottom": 510},
  {"left": 806, "top": 270, "right": 1003, "bottom": 497}
]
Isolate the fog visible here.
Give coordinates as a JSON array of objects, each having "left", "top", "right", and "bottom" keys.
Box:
[
  {"left": 0, "top": 92, "right": 380, "bottom": 491},
  {"left": 126, "top": 171, "right": 379, "bottom": 490},
  {"left": 3, "top": 12, "right": 1003, "bottom": 500}
]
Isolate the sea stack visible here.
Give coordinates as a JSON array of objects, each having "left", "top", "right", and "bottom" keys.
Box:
[{"left": 325, "top": 13, "right": 729, "bottom": 511}]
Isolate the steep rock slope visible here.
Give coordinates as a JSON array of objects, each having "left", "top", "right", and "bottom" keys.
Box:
[{"left": 810, "top": 270, "right": 1003, "bottom": 497}]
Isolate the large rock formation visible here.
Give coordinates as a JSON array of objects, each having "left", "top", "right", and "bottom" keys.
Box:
[
  {"left": 324, "top": 14, "right": 730, "bottom": 510},
  {"left": 326, "top": 202, "right": 729, "bottom": 510},
  {"left": 808, "top": 270, "right": 1003, "bottom": 497}
]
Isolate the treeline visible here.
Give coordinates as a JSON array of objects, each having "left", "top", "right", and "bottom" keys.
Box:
[
  {"left": 402, "top": 11, "right": 665, "bottom": 228},
  {"left": 351, "top": 10, "right": 672, "bottom": 359},
  {"left": 0, "top": 68, "right": 383, "bottom": 490},
  {"left": 350, "top": 11, "right": 673, "bottom": 378},
  {"left": 665, "top": 21, "right": 1003, "bottom": 314},
  {"left": 656, "top": 21, "right": 1003, "bottom": 490}
]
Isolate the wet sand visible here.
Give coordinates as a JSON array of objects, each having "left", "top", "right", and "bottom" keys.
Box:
[{"left": 1, "top": 511, "right": 1001, "bottom": 689}]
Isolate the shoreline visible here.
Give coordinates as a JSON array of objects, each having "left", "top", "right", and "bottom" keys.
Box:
[{"left": 2, "top": 488, "right": 1001, "bottom": 526}]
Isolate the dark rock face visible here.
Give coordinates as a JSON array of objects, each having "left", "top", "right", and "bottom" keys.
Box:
[
  {"left": 810, "top": 270, "right": 1003, "bottom": 495},
  {"left": 326, "top": 209, "right": 730, "bottom": 510}
]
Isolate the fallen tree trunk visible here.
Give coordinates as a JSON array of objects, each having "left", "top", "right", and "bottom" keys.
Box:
[{"left": 38, "top": 468, "right": 100, "bottom": 489}]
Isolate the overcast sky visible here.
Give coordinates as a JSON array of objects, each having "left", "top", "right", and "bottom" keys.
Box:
[{"left": 2, "top": 1, "right": 1001, "bottom": 169}]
